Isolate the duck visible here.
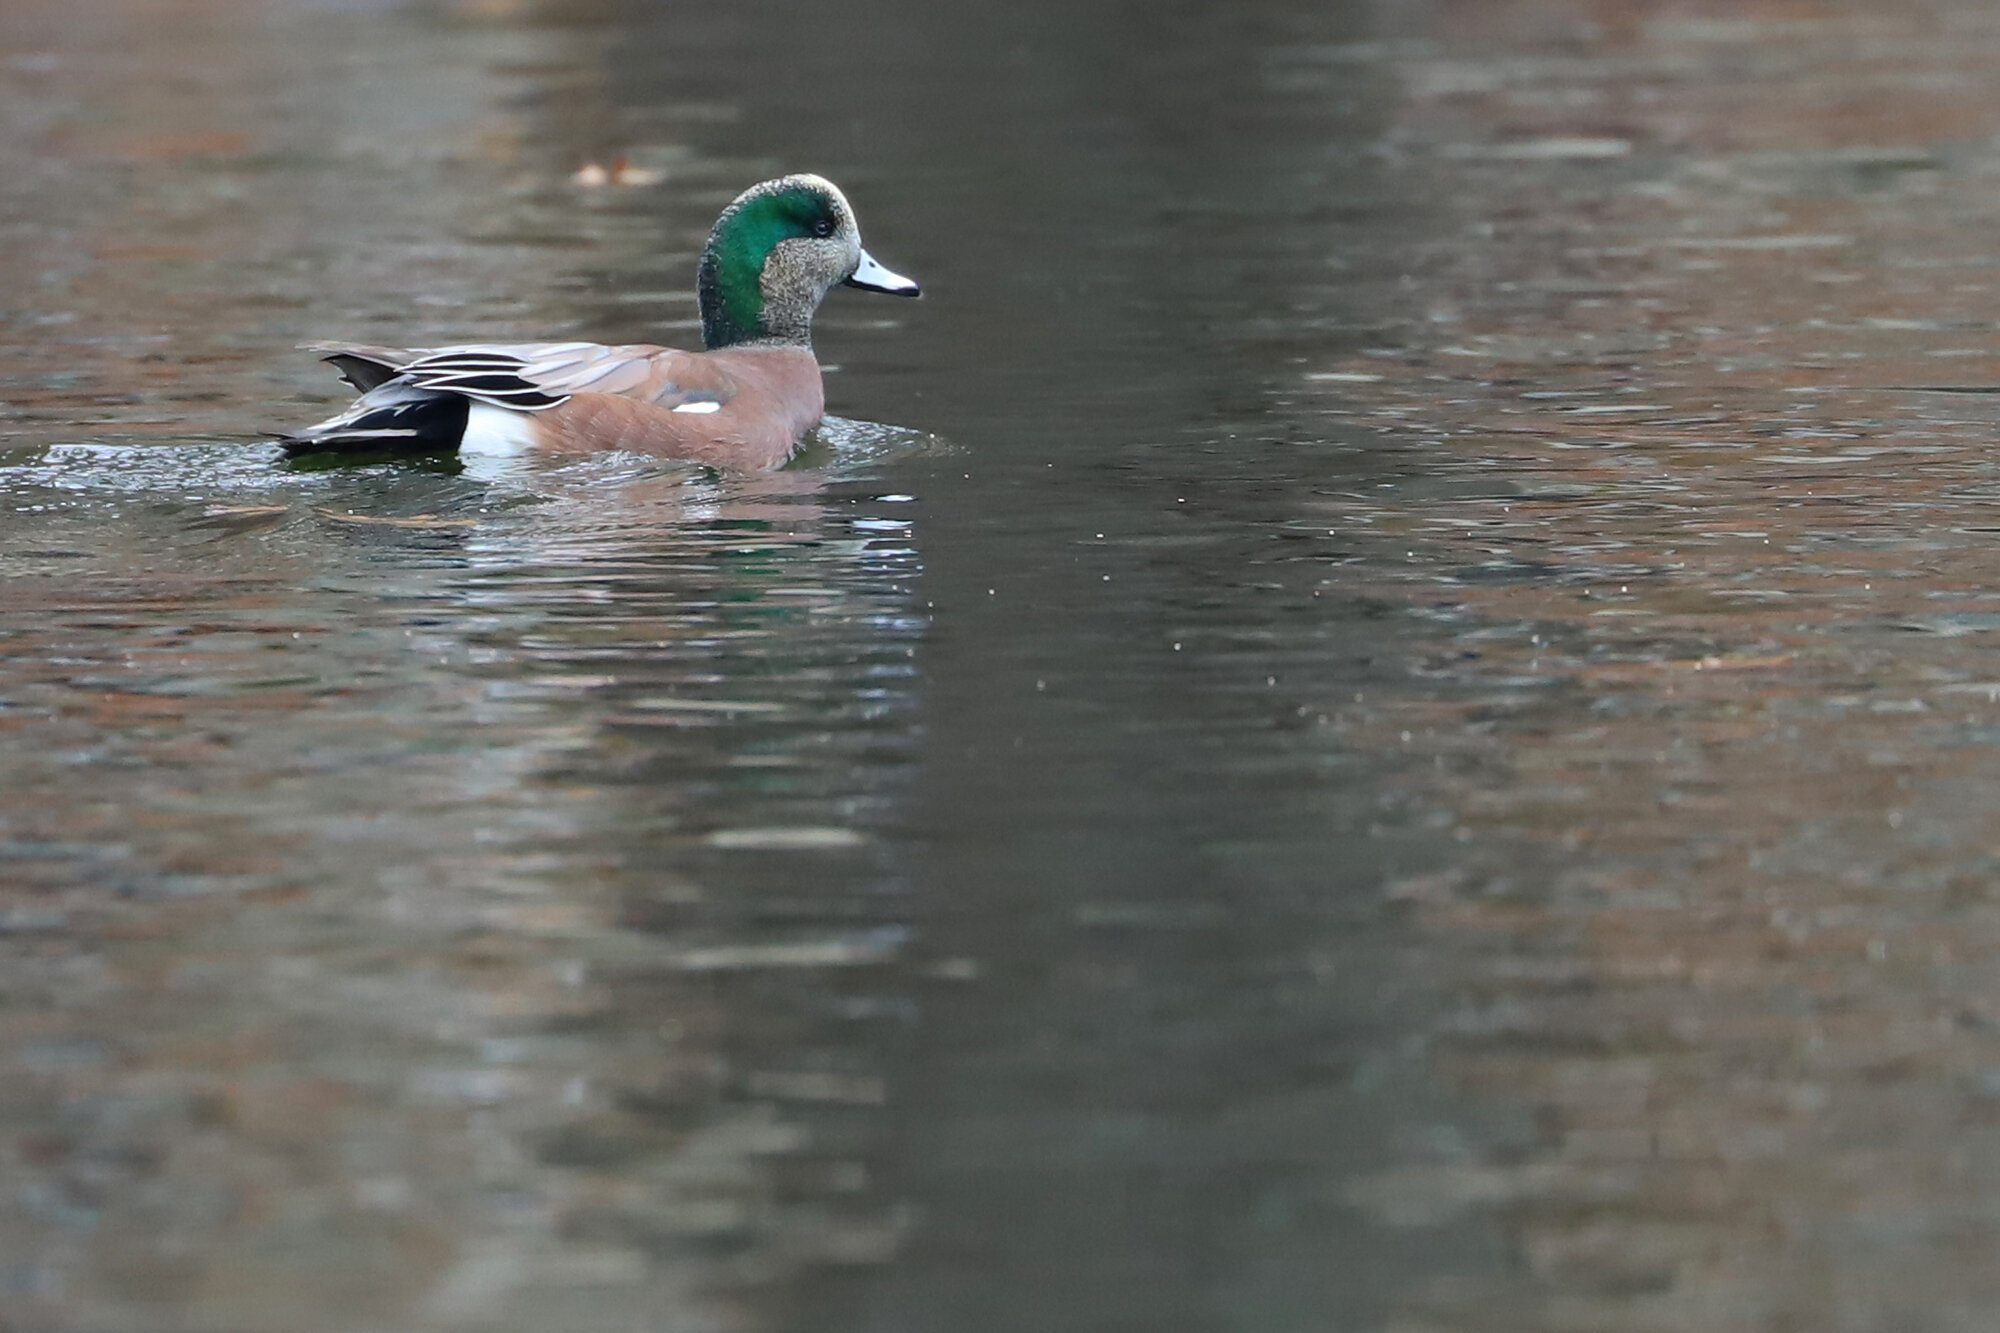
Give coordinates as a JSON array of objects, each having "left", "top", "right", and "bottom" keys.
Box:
[{"left": 277, "top": 174, "right": 920, "bottom": 470}]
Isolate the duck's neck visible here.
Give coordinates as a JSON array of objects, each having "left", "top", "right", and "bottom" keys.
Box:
[{"left": 699, "top": 241, "right": 818, "bottom": 350}]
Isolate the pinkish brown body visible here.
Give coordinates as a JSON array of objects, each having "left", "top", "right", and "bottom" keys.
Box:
[{"left": 513, "top": 346, "right": 824, "bottom": 470}]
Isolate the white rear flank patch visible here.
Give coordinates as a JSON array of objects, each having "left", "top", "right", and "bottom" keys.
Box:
[
  {"left": 672, "top": 400, "right": 723, "bottom": 414},
  {"left": 460, "top": 403, "right": 541, "bottom": 456}
]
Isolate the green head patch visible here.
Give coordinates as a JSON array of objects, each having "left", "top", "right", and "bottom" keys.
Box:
[{"left": 697, "top": 182, "right": 843, "bottom": 348}]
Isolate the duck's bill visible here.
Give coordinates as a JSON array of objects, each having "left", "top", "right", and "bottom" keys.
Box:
[{"left": 846, "top": 249, "right": 921, "bottom": 297}]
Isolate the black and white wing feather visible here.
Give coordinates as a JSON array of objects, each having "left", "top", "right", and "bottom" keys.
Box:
[
  {"left": 281, "top": 341, "right": 670, "bottom": 454},
  {"left": 398, "top": 343, "right": 661, "bottom": 409}
]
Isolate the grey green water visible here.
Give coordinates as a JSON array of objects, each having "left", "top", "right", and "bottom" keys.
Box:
[{"left": 14, "top": 0, "right": 2000, "bottom": 1329}]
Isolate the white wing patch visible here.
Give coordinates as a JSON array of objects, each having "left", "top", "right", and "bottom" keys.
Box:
[{"left": 672, "top": 400, "right": 723, "bottom": 414}]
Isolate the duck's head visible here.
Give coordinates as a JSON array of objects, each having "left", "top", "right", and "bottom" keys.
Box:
[{"left": 697, "top": 174, "right": 920, "bottom": 350}]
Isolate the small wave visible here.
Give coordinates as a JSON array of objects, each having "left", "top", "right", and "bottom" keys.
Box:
[{"left": 794, "top": 415, "right": 960, "bottom": 471}]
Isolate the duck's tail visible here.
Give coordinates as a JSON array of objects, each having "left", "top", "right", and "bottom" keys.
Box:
[{"left": 275, "top": 380, "right": 469, "bottom": 456}]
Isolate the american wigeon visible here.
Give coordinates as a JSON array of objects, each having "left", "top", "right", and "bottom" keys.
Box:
[{"left": 278, "top": 174, "right": 920, "bottom": 470}]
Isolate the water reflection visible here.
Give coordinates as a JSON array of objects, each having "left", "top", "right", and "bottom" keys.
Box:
[
  {"left": 0, "top": 438, "right": 928, "bottom": 1329},
  {"left": 1261, "top": 3, "right": 2000, "bottom": 1328},
  {"left": 28, "top": 0, "right": 2000, "bottom": 1327}
]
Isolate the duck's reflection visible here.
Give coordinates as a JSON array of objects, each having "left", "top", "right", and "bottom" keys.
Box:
[{"left": 398, "top": 460, "right": 929, "bottom": 1323}]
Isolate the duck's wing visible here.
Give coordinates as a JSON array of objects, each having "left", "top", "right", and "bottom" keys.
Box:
[
  {"left": 400, "top": 342, "right": 716, "bottom": 412},
  {"left": 395, "top": 343, "right": 641, "bottom": 410},
  {"left": 307, "top": 341, "right": 738, "bottom": 413}
]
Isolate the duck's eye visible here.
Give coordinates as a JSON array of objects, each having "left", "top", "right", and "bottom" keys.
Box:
[{"left": 810, "top": 217, "right": 835, "bottom": 238}]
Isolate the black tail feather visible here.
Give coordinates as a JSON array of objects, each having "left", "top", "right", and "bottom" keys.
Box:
[
  {"left": 322, "top": 352, "right": 404, "bottom": 393},
  {"left": 277, "top": 392, "right": 469, "bottom": 456}
]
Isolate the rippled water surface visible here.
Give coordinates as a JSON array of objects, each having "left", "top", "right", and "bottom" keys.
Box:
[{"left": 16, "top": 0, "right": 2000, "bottom": 1329}]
